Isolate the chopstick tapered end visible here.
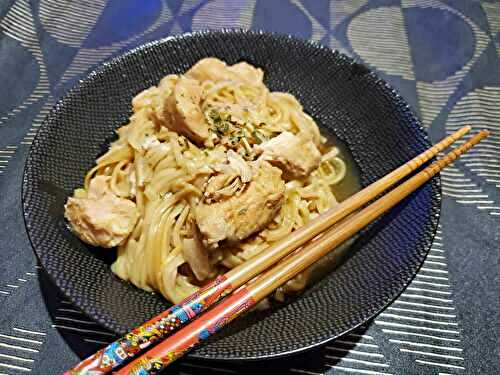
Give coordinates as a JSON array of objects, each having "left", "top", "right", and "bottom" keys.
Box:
[
  {"left": 453, "top": 125, "right": 471, "bottom": 139},
  {"left": 481, "top": 129, "right": 490, "bottom": 137}
]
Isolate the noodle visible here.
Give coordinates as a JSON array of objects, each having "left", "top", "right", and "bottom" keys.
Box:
[{"left": 65, "top": 58, "right": 349, "bottom": 304}]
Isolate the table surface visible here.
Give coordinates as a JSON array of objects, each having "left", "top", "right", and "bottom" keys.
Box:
[{"left": 0, "top": 1, "right": 499, "bottom": 374}]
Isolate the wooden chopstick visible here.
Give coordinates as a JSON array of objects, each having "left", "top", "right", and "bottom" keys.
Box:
[
  {"left": 223, "top": 126, "right": 471, "bottom": 284},
  {"left": 64, "top": 126, "right": 470, "bottom": 374},
  {"left": 116, "top": 130, "right": 489, "bottom": 374}
]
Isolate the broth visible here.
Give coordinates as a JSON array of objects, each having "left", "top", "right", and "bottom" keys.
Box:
[{"left": 326, "top": 132, "right": 361, "bottom": 202}]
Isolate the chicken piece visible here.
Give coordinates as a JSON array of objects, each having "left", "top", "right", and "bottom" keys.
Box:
[
  {"left": 186, "top": 58, "right": 264, "bottom": 87},
  {"left": 227, "top": 150, "right": 252, "bottom": 182},
  {"left": 185, "top": 58, "right": 227, "bottom": 83},
  {"left": 64, "top": 176, "right": 139, "bottom": 248},
  {"left": 132, "top": 75, "right": 179, "bottom": 118},
  {"left": 163, "top": 76, "right": 209, "bottom": 145},
  {"left": 132, "top": 86, "right": 159, "bottom": 113},
  {"left": 204, "top": 173, "right": 241, "bottom": 202},
  {"left": 195, "top": 161, "right": 285, "bottom": 247},
  {"left": 204, "top": 150, "right": 252, "bottom": 203},
  {"left": 228, "top": 62, "right": 264, "bottom": 86},
  {"left": 152, "top": 75, "right": 179, "bottom": 126},
  {"left": 255, "top": 131, "right": 321, "bottom": 180}
]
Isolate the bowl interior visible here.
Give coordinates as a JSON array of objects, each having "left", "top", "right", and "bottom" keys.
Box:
[{"left": 22, "top": 30, "right": 440, "bottom": 360}]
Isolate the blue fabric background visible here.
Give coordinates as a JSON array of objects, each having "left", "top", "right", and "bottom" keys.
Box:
[{"left": 0, "top": 1, "right": 499, "bottom": 374}]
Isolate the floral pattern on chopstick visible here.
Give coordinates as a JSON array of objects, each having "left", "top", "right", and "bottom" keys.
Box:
[
  {"left": 65, "top": 275, "right": 233, "bottom": 374},
  {"left": 125, "top": 288, "right": 256, "bottom": 375}
]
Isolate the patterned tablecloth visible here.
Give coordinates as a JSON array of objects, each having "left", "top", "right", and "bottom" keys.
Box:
[{"left": 0, "top": 1, "right": 499, "bottom": 374}]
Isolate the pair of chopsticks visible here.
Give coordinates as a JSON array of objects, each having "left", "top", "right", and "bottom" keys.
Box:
[{"left": 64, "top": 126, "right": 487, "bottom": 375}]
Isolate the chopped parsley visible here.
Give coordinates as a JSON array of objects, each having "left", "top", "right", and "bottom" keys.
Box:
[
  {"left": 206, "top": 108, "right": 232, "bottom": 136},
  {"left": 252, "top": 130, "right": 267, "bottom": 144},
  {"left": 204, "top": 107, "right": 261, "bottom": 160}
]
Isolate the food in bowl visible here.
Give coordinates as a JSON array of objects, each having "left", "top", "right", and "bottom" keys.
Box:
[{"left": 64, "top": 58, "right": 357, "bottom": 304}]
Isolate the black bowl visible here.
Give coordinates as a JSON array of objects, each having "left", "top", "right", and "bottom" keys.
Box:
[{"left": 22, "top": 30, "right": 440, "bottom": 361}]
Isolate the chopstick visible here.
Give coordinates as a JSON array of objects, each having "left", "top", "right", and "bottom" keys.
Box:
[
  {"left": 117, "top": 130, "right": 489, "bottom": 374},
  {"left": 64, "top": 126, "right": 470, "bottom": 374}
]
